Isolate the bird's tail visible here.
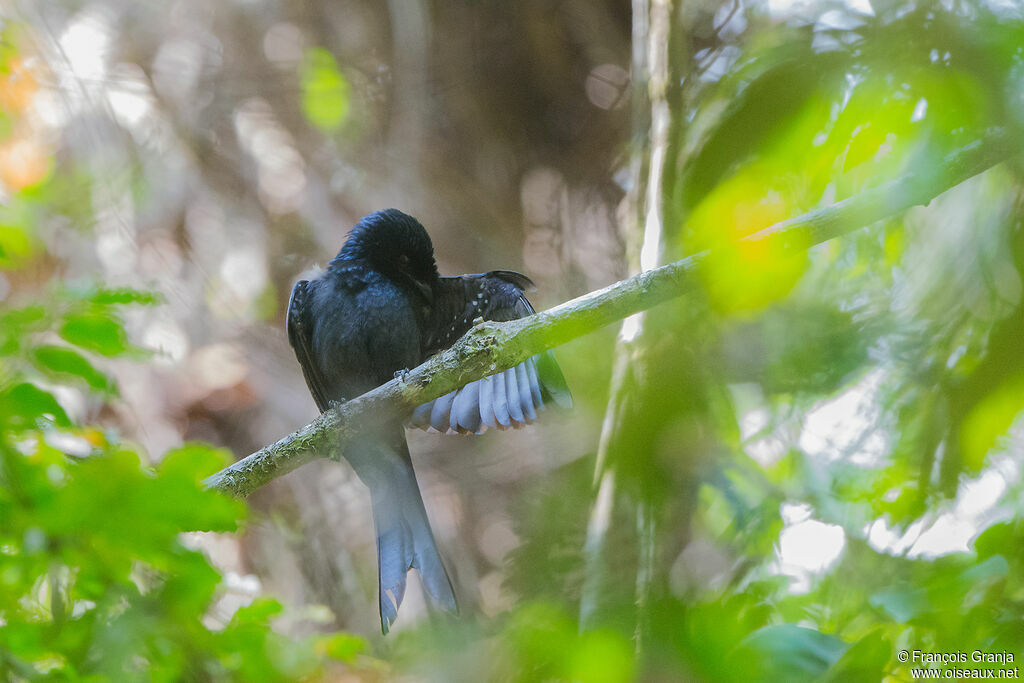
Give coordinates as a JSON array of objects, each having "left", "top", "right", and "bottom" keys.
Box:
[{"left": 355, "top": 436, "right": 457, "bottom": 634}]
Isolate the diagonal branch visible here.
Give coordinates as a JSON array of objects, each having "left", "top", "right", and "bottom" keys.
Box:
[{"left": 204, "top": 129, "right": 1019, "bottom": 498}]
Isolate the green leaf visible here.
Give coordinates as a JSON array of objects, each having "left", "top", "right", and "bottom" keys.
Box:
[
  {"left": 0, "top": 222, "right": 34, "bottom": 267},
  {"left": 148, "top": 447, "right": 245, "bottom": 533},
  {"left": 960, "top": 555, "right": 1009, "bottom": 583},
  {"left": 59, "top": 312, "right": 129, "bottom": 357},
  {"left": 37, "top": 447, "right": 242, "bottom": 566},
  {"left": 820, "top": 630, "right": 891, "bottom": 682},
  {"left": 568, "top": 630, "right": 635, "bottom": 683},
  {"left": 160, "top": 549, "right": 223, "bottom": 621},
  {"left": 959, "top": 373, "right": 1024, "bottom": 471},
  {"left": 32, "top": 345, "right": 116, "bottom": 394},
  {"left": 680, "top": 47, "right": 845, "bottom": 211},
  {"left": 974, "top": 522, "right": 1010, "bottom": 557},
  {"left": 0, "top": 382, "right": 70, "bottom": 427},
  {"left": 159, "top": 443, "right": 234, "bottom": 484},
  {"left": 1, "top": 304, "right": 46, "bottom": 326},
  {"left": 973, "top": 522, "right": 1023, "bottom": 568},
  {"left": 869, "top": 586, "right": 930, "bottom": 622},
  {"left": 230, "top": 597, "right": 283, "bottom": 625},
  {"left": 300, "top": 47, "right": 351, "bottom": 133},
  {"left": 736, "top": 624, "right": 848, "bottom": 682},
  {"left": 316, "top": 632, "right": 367, "bottom": 663},
  {"left": 87, "top": 287, "right": 161, "bottom": 306},
  {"left": 0, "top": 305, "right": 47, "bottom": 355}
]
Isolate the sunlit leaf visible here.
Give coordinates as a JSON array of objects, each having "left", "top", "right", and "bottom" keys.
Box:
[
  {"left": 316, "top": 632, "right": 367, "bottom": 663},
  {"left": 0, "top": 222, "right": 34, "bottom": 266},
  {"left": 973, "top": 522, "right": 1023, "bottom": 569},
  {"left": 820, "top": 630, "right": 891, "bottom": 682},
  {"left": 58, "top": 312, "right": 130, "bottom": 357},
  {"left": 0, "top": 304, "right": 45, "bottom": 327},
  {"left": 0, "top": 382, "right": 70, "bottom": 427},
  {"left": 32, "top": 345, "right": 115, "bottom": 394},
  {"left": 300, "top": 47, "right": 351, "bottom": 133},
  {"left": 568, "top": 630, "right": 634, "bottom": 683},
  {"left": 0, "top": 305, "right": 46, "bottom": 355},
  {"left": 230, "top": 597, "right": 284, "bottom": 625},
  {"left": 959, "top": 372, "right": 1024, "bottom": 471},
  {"left": 681, "top": 47, "right": 845, "bottom": 211},
  {"left": 159, "top": 443, "right": 234, "bottom": 485},
  {"left": 87, "top": 288, "right": 161, "bottom": 306}
]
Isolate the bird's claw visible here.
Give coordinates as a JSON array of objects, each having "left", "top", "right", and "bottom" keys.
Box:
[
  {"left": 472, "top": 316, "right": 485, "bottom": 326},
  {"left": 393, "top": 368, "right": 411, "bottom": 382},
  {"left": 328, "top": 399, "right": 346, "bottom": 411}
]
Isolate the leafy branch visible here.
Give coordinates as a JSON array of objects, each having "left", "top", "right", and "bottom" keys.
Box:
[{"left": 204, "top": 130, "right": 1019, "bottom": 498}]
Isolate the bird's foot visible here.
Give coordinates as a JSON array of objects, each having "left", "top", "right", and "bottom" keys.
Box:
[
  {"left": 328, "top": 399, "right": 346, "bottom": 411},
  {"left": 393, "top": 368, "right": 411, "bottom": 382},
  {"left": 472, "top": 316, "right": 485, "bottom": 326}
]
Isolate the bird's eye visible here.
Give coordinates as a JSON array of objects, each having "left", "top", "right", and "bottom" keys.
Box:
[{"left": 398, "top": 254, "right": 411, "bottom": 268}]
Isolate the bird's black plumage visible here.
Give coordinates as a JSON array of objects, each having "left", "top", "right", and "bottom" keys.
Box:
[{"left": 287, "top": 209, "right": 571, "bottom": 633}]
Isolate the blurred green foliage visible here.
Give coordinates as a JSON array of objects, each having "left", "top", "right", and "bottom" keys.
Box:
[
  {"left": 300, "top": 48, "right": 351, "bottom": 134},
  {"left": 0, "top": 285, "right": 369, "bottom": 679},
  {"left": 0, "top": 37, "right": 370, "bottom": 682},
  {"left": 3, "top": 0, "right": 1024, "bottom": 681},
  {"left": 445, "top": 2, "right": 1024, "bottom": 681}
]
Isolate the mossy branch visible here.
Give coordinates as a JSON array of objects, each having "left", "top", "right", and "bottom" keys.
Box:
[{"left": 204, "top": 130, "right": 1019, "bottom": 498}]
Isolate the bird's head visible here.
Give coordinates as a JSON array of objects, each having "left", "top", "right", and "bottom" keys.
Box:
[{"left": 334, "top": 209, "right": 439, "bottom": 304}]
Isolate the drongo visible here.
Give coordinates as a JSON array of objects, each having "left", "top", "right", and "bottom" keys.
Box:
[{"left": 286, "top": 209, "right": 571, "bottom": 633}]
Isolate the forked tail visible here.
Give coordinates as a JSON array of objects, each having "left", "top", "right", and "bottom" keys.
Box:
[{"left": 356, "top": 437, "right": 457, "bottom": 633}]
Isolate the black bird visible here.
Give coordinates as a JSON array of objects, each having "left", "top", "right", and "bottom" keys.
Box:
[{"left": 286, "top": 209, "right": 571, "bottom": 633}]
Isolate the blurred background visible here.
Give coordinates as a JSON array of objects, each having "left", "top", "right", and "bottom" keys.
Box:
[{"left": 1, "top": 0, "right": 1023, "bottom": 680}]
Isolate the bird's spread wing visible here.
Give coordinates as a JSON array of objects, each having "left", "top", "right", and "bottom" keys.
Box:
[
  {"left": 410, "top": 271, "right": 572, "bottom": 434},
  {"left": 287, "top": 279, "right": 331, "bottom": 412},
  {"left": 421, "top": 270, "right": 535, "bottom": 353}
]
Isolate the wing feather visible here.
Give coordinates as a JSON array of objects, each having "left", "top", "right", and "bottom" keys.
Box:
[
  {"left": 429, "top": 390, "right": 456, "bottom": 433},
  {"left": 515, "top": 363, "right": 536, "bottom": 422},
  {"left": 492, "top": 370, "right": 510, "bottom": 427},
  {"left": 504, "top": 367, "right": 524, "bottom": 424},
  {"left": 287, "top": 280, "right": 331, "bottom": 412},
  {"left": 409, "top": 270, "right": 571, "bottom": 434},
  {"left": 479, "top": 375, "right": 495, "bottom": 430}
]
